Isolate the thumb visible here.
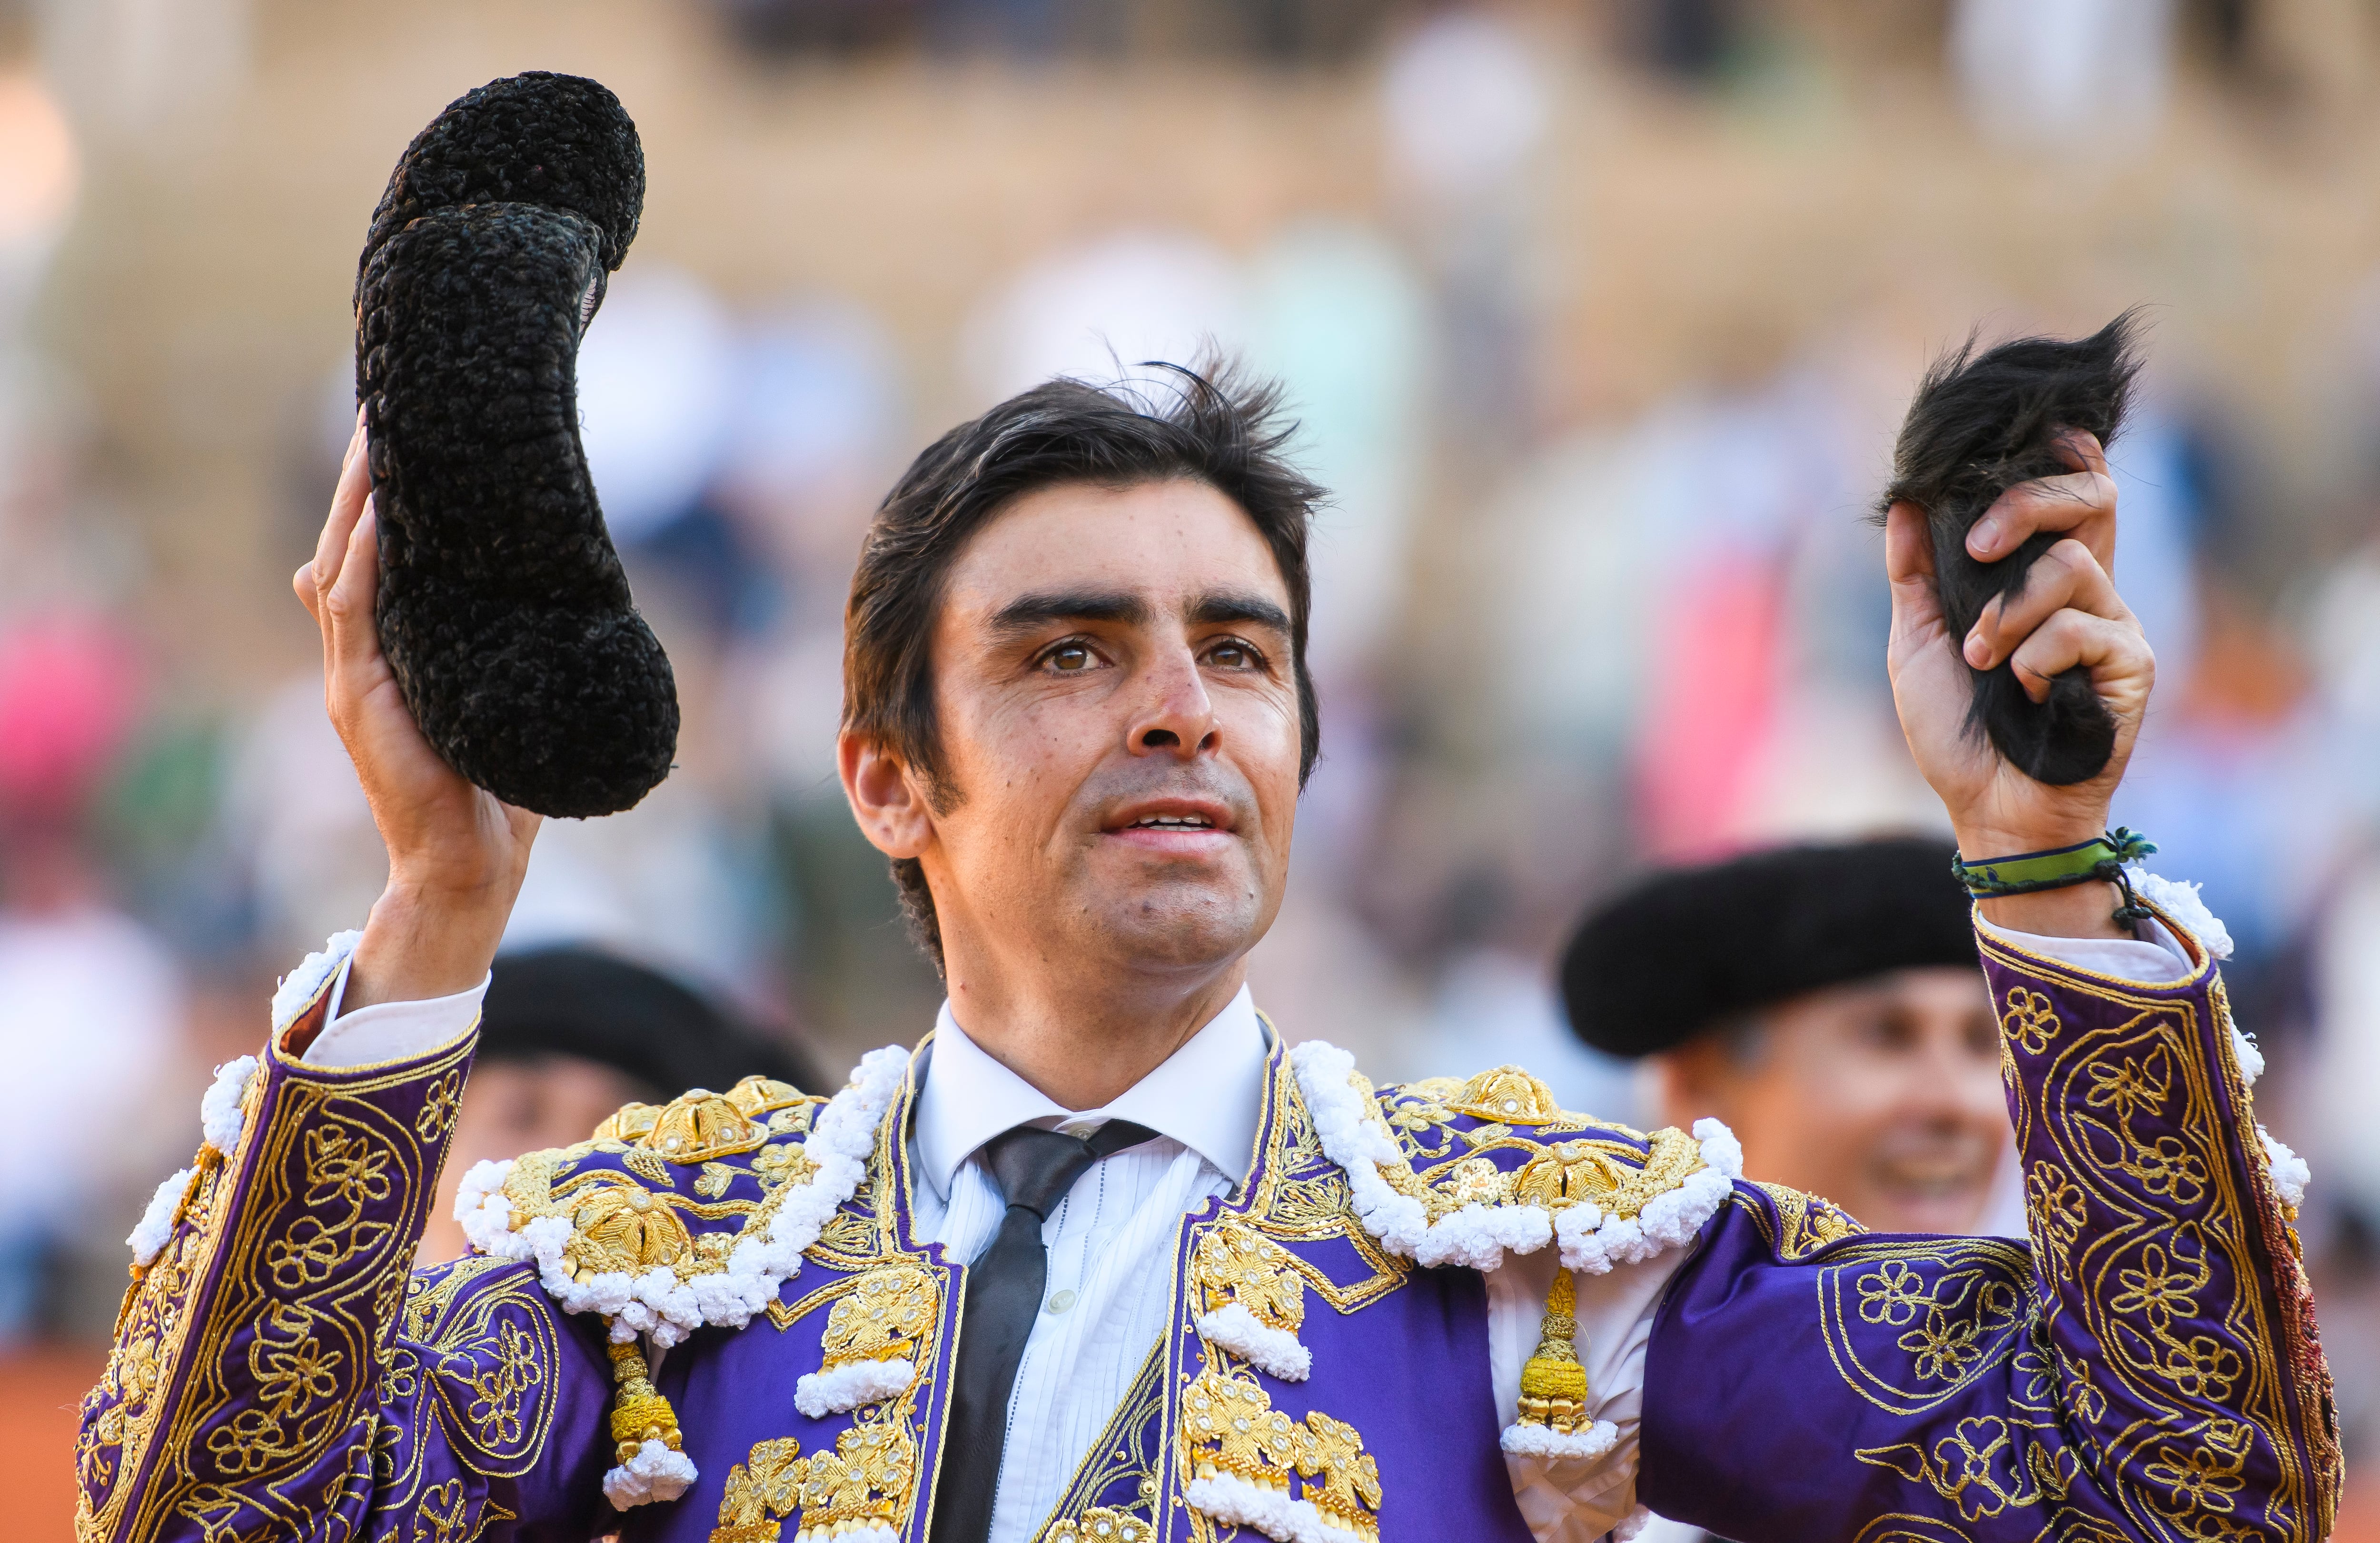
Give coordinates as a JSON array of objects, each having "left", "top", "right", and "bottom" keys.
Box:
[
  {"left": 323, "top": 496, "right": 385, "bottom": 678},
  {"left": 1884, "top": 500, "right": 1944, "bottom": 644}
]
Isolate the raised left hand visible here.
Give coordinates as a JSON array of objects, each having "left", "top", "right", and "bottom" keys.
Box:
[{"left": 1884, "top": 431, "right": 2155, "bottom": 936}]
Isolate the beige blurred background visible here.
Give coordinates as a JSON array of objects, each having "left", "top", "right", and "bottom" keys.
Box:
[{"left": 7, "top": 0, "right": 2380, "bottom": 1532}]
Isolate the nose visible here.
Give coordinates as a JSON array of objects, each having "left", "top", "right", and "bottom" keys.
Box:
[{"left": 1127, "top": 647, "right": 1219, "bottom": 761}]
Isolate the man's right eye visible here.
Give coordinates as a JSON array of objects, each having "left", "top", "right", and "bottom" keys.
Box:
[{"left": 1047, "top": 643, "right": 1094, "bottom": 672}]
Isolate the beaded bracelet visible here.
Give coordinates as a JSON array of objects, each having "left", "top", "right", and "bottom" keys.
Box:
[{"left": 1952, "top": 827, "right": 2158, "bottom": 922}]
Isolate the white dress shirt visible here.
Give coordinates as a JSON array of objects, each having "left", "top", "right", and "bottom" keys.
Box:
[{"left": 301, "top": 921, "right": 2190, "bottom": 1543}]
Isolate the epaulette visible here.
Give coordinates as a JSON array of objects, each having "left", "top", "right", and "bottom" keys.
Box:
[
  {"left": 1287, "top": 1044, "right": 1743, "bottom": 1275},
  {"left": 455, "top": 1048, "right": 910, "bottom": 1510},
  {"left": 455, "top": 1046, "right": 910, "bottom": 1348}
]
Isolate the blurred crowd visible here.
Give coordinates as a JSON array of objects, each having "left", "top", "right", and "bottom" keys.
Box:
[{"left": 5, "top": 0, "right": 2380, "bottom": 1519}]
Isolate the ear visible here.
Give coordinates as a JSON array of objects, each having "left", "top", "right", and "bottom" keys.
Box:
[{"left": 838, "top": 731, "right": 936, "bottom": 861}]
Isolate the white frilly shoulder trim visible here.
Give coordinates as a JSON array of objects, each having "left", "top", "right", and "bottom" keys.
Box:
[
  {"left": 2128, "top": 869, "right": 2234, "bottom": 961},
  {"left": 127, "top": 1168, "right": 194, "bottom": 1266},
  {"left": 271, "top": 929, "right": 362, "bottom": 1032},
  {"left": 460, "top": 1045, "right": 910, "bottom": 1349},
  {"left": 1288, "top": 1042, "right": 1738, "bottom": 1276},
  {"left": 1185, "top": 1473, "right": 1370, "bottom": 1543},
  {"left": 601, "top": 1438, "right": 697, "bottom": 1509},
  {"left": 1498, "top": 1418, "right": 1621, "bottom": 1461},
  {"left": 200, "top": 1056, "right": 258, "bottom": 1158},
  {"left": 2260, "top": 1127, "right": 2311, "bottom": 1211},
  {"left": 1195, "top": 1302, "right": 1312, "bottom": 1382},
  {"left": 794, "top": 1356, "right": 916, "bottom": 1418},
  {"left": 126, "top": 1052, "right": 263, "bottom": 1264},
  {"left": 1610, "top": 1504, "right": 1654, "bottom": 1541}
]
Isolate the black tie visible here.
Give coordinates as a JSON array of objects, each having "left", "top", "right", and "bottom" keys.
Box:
[{"left": 929, "top": 1119, "right": 1158, "bottom": 1543}]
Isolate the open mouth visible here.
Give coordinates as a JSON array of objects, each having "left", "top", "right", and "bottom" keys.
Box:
[{"left": 1103, "top": 798, "right": 1235, "bottom": 841}]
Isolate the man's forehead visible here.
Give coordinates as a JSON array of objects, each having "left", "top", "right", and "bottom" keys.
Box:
[{"left": 941, "top": 478, "right": 1290, "bottom": 617}]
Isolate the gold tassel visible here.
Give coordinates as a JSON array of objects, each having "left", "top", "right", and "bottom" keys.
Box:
[
  {"left": 1516, "top": 1269, "right": 1592, "bottom": 1435},
  {"left": 607, "top": 1334, "right": 686, "bottom": 1463}
]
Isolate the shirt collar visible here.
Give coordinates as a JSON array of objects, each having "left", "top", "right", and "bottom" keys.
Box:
[{"left": 913, "top": 985, "right": 1268, "bottom": 1202}]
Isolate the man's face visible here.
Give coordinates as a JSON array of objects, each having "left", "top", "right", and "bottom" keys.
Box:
[
  {"left": 1658, "top": 965, "right": 2006, "bottom": 1234},
  {"left": 886, "top": 478, "right": 1303, "bottom": 986}
]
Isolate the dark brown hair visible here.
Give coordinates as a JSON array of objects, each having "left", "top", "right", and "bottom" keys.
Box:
[{"left": 841, "top": 362, "right": 1327, "bottom": 966}]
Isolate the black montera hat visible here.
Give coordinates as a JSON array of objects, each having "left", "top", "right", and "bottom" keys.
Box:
[
  {"left": 480, "top": 945, "right": 821, "bottom": 1100},
  {"left": 1558, "top": 836, "right": 1977, "bottom": 1059}
]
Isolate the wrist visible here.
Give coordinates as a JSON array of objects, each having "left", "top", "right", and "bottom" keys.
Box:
[
  {"left": 345, "top": 878, "right": 511, "bottom": 1012},
  {"left": 1953, "top": 822, "right": 2138, "bottom": 942}
]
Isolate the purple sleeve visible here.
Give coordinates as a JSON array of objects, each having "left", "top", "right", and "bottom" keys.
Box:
[
  {"left": 1638, "top": 920, "right": 2343, "bottom": 1542},
  {"left": 73, "top": 979, "right": 614, "bottom": 1543}
]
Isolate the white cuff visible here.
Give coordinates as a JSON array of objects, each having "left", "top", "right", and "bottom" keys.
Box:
[
  {"left": 301, "top": 952, "right": 487, "bottom": 1067},
  {"left": 1976, "top": 913, "right": 2192, "bottom": 983}
]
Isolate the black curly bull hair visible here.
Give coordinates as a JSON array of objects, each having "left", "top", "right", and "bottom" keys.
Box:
[
  {"left": 1879, "top": 310, "right": 2143, "bottom": 787},
  {"left": 354, "top": 72, "right": 677, "bottom": 818}
]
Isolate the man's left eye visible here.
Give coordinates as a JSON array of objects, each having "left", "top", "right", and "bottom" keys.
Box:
[{"left": 1207, "top": 641, "right": 1259, "bottom": 669}]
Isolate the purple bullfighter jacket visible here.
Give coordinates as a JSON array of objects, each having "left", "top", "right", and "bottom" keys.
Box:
[{"left": 74, "top": 910, "right": 2340, "bottom": 1543}]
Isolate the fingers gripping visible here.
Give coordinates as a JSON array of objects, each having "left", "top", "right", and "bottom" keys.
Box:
[
  {"left": 1965, "top": 431, "right": 2119, "bottom": 571},
  {"left": 1962, "top": 538, "right": 2132, "bottom": 671},
  {"left": 2007, "top": 609, "right": 2155, "bottom": 706}
]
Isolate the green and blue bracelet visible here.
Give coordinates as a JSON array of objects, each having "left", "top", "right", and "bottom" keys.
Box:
[{"left": 1952, "top": 827, "right": 2158, "bottom": 923}]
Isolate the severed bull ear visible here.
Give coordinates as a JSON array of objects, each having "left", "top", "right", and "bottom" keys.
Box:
[
  {"left": 1879, "top": 309, "right": 2144, "bottom": 787},
  {"left": 354, "top": 71, "right": 675, "bottom": 818}
]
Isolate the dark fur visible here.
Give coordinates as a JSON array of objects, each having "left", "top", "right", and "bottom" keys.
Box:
[
  {"left": 355, "top": 74, "right": 676, "bottom": 818},
  {"left": 1879, "top": 311, "right": 2143, "bottom": 786}
]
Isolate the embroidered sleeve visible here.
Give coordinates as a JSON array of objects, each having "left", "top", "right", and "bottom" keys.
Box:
[
  {"left": 1636, "top": 911, "right": 2343, "bottom": 1543},
  {"left": 73, "top": 950, "right": 615, "bottom": 1543}
]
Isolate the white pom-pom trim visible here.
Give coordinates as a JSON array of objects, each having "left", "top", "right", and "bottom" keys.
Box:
[
  {"left": 200, "top": 1056, "right": 258, "bottom": 1158},
  {"left": 128, "top": 1168, "right": 194, "bottom": 1266},
  {"left": 2231, "top": 1026, "right": 2265, "bottom": 1088},
  {"left": 468, "top": 1045, "right": 910, "bottom": 1346},
  {"left": 1196, "top": 1303, "right": 1312, "bottom": 1382},
  {"left": 2127, "top": 870, "right": 2233, "bottom": 961},
  {"left": 2260, "top": 1127, "right": 2311, "bottom": 1211},
  {"left": 1289, "top": 1042, "right": 1735, "bottom": 1276},
  {"left": 794, "top": 1356, "right": 916, "bottom": 1417},
  {"left": 1499, "top": 1419, "right": 1620, "bottom": 1460},
  {"left": 600, "top": 1438, "right": 697, "bottom": 1509},
  {"left": 271, "top": 930, "right": 362, "bottom": 1031},
  {"left": 1185, "top": 1473, "right": 1370, "bottom": 1543},
  {"left": 1611, "top": 1505, "right": 1654, "bottom": 1541}
]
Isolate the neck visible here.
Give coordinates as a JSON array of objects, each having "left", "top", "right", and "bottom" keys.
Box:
[{"left": 939, "top": 946, "right": 1248, "bottom": 1111}]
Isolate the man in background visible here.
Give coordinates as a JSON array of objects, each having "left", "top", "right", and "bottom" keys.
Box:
[
  {"left": 1559, "top": 835, "right": 2018, "bottom": 1543},
  {"left": 1559, "top": 835, "right": 2020, "bottom": 1240}
]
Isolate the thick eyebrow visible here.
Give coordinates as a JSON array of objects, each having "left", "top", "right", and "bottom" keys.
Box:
[
  {"left": 1190, "top": 590, "right": 1292, "bottom": 637},
  {"left": 986, "top": 588, "right": 1149, "bottom": 641}
]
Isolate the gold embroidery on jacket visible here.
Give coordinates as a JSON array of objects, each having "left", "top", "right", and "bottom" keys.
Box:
[
  {"left": 1826, "top": 935, "right": 2335, "bottom": 1540},
  {"left": 1190, "top": 1223, "right": 1303, "bottom": 1334},
  {"left": 712, "top": 1436, "right": 805, "bottom": 1543},
  {"left": 89, "top": 1038, "right": 474, "bottom": 1543}
]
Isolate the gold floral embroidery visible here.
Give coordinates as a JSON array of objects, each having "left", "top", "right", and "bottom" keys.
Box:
[
  {"left": 416, "top": 1072, "right": 462, "bottom": 1143},
  {"left": 1045, "top": 1507, "right": 1152, "bottom": 1543},
  {"left": 1190, "top": 1223, "right": 1304, "bottom": 1334},
  {"left": 2001, "top": 989, "right": 2061, "bottom": 1055},
  {"left": 711, "top": 1435, "right": 804, "bottom": 1543},
  {"left": 817, "top": 1264, "right": 937, "bottom": 1372}
]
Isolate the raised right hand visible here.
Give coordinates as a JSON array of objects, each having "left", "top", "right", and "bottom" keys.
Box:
[{"left": 294, "top": 410, "right": 539, "bottom": 1010}]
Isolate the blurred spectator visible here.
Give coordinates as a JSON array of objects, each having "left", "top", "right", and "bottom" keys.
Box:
[
  {"left": 1950, "top": 0, "right": 2176, "bottom": 150},
  {"left": 417, "top": 946, "right": 821, "bottom": 1264},
  {"left": 0, "top": 614, "right": 182, "bottom": 1343}
]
